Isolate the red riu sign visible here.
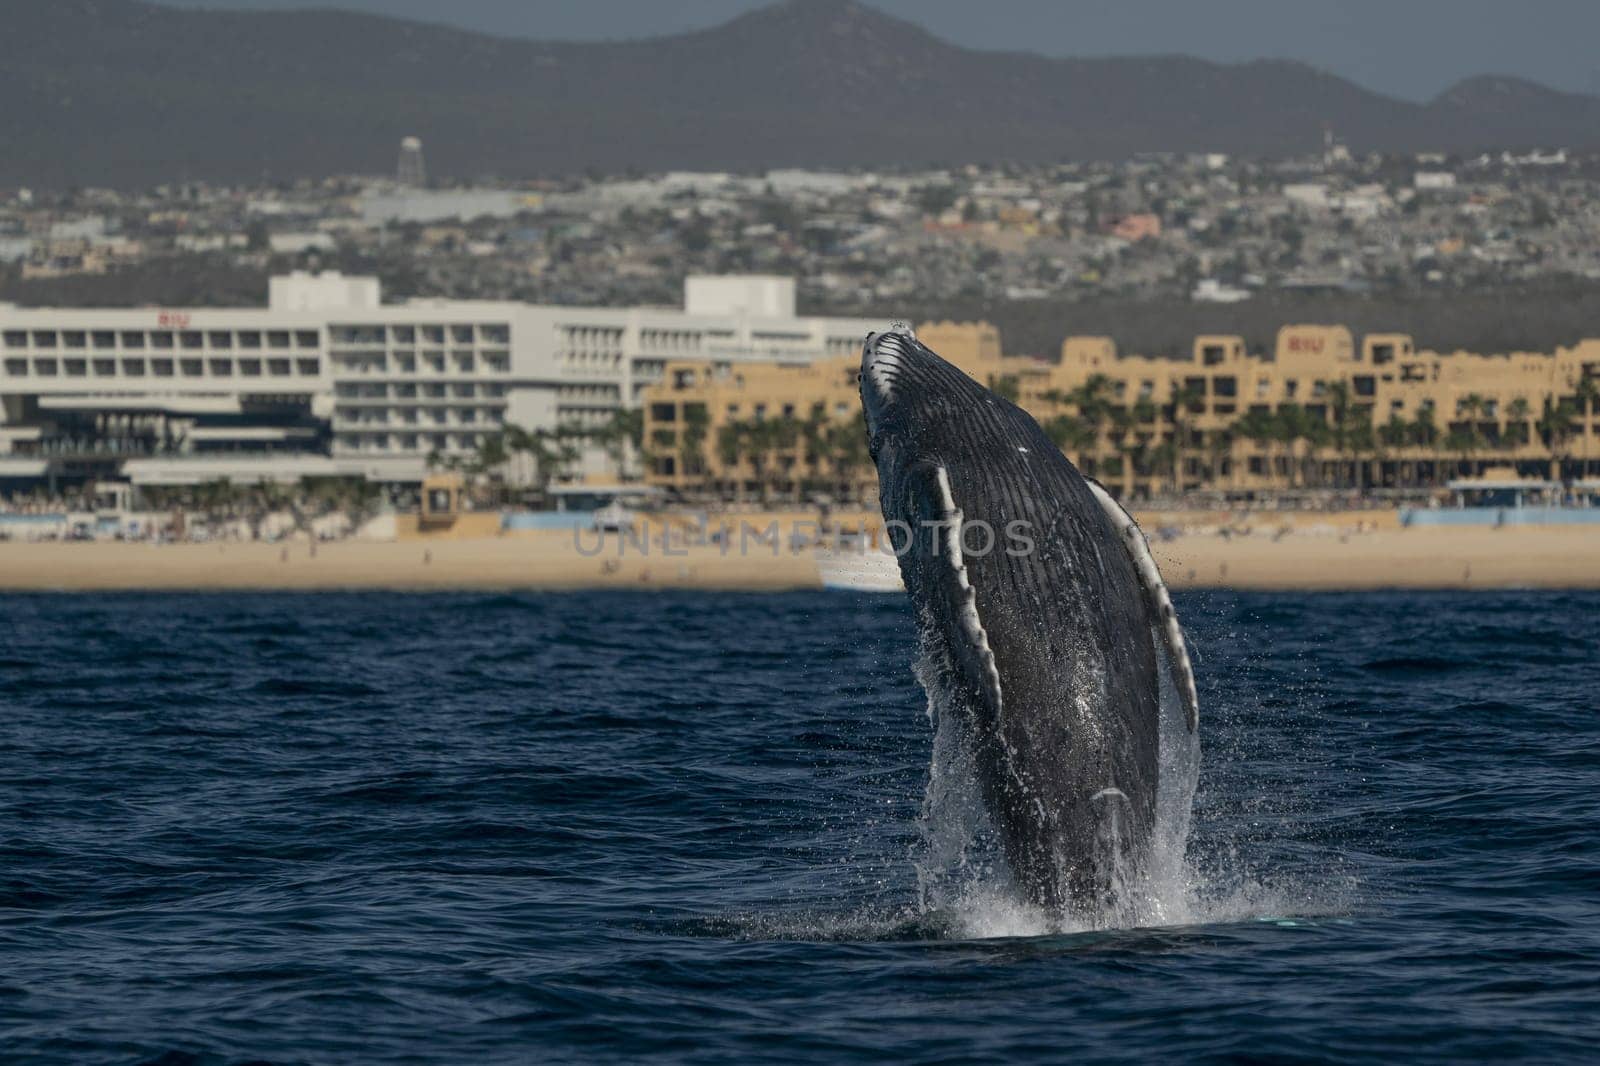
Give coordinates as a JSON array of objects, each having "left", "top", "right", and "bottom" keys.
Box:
[
  {"left": 157, "top": 312, "right": 191, "bottom": 329},
  {"left": 1286, "top": 335, "right": 1325, "bottom": 354}
]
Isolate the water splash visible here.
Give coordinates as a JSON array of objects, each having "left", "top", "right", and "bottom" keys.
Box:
[{"left": 906, "top": 636, "right": 1320, "bottom": 939}]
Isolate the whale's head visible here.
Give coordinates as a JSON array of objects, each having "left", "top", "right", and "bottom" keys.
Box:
[{"left": 859, "top": 324, "right": 993, "bottom": 483}]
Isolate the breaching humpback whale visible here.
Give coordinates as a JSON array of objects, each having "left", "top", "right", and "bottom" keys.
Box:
[{"left": 861, "top": 325, "right": 1199, "bottom": 916}]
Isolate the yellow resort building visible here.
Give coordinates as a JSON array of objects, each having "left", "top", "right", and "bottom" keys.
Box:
[{"left": 641, "top": 321, "right": 1600, "bottom": 503}]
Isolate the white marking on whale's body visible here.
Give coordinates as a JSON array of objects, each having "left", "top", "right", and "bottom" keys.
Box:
[
  {"left": 932, "top": 464, "right": 1005, "bottom": 717},
  {"left": 1082, "top": 478, "right": 1200, "bottom": 732}
]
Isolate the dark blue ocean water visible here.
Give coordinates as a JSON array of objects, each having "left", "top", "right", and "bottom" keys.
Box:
[{"left": 1, "top": 589, "right": 1597, "bottom": 1063}]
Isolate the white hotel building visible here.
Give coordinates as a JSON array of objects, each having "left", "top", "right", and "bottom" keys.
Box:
[{"left": 0, "top": 273, "right": 877, "bottom": 492}]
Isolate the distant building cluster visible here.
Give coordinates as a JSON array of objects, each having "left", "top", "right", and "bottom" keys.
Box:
[{"left": 4, "top": 143, "right": 1600, "bottom": 309}]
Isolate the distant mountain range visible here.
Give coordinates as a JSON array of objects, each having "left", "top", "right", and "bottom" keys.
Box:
[{"left": 6, "top": 0, "right": 1600, "bottom": 187}]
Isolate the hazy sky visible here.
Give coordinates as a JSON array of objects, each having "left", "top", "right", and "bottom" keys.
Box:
[{"left": 158, "top": 0, "right": 1600, "bottom": 102}]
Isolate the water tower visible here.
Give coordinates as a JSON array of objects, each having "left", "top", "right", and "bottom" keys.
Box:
[{"left": 397, "top": 136, "right": 427, "bottom": 187}]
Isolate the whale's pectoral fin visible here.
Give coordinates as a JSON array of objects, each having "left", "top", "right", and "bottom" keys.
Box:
[
  {"left": 1082, "top": 478, "right": 1199, "bottom": 733},
  {"left": 899, "top": 461, "right": 1005, "bottom": 728}
]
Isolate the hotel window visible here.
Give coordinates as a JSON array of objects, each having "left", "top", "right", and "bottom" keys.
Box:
[
  {"left": 65, "top": 359, "right": 87, "bottom": 377},
  {"left": 394, "top": 354, "right": 416, "bottom": 373},
  {"left": 151, "top": 331, "right": 174, "bottom": 349},
  {"left": 482, "top": 324, "right": 509, "bottom": 344},
  {"left": 181, "top": 359, "right": 203, "bottom": 376},
  {"left": 121, "top": 331, "right": 146, "bottom": 349},
  {"left": 123, "top": 360, "right": 146, "bottom": 376},
  {"left": 208, "top": 331, "right": 233, "bottom": 348},
  {"left": 267, "top": 331, "right": 291, "bottom": 349},
  {"left": 4, "top": 358, "right": 26, "bottom": 375},
  {"left": 63, "top": 331, "right": 86, "bottom": 349},
  {"left": 452, "top": 325, "right": 475, "bottom": 344},
  {"left": 295, "top": 331, "right": 319, "bottom": 348},
  {"left": 240, "top": 359, "right": 262, "bottom": 377},
  {"left": 297, "top": 359, "right": 319, "bottom": 376},
  {"left": 92, "top": 331, "right": 116, "bottom": 349},
  {"left": 93, "top": 359, "right": 116, "bottom": 376},
  {"left": 1284, "top": 379, "right": 1298, "bottom": 399},
  {"left": 422, "top": 326, "right": 445, "bottom": 344},
  {"left": 1212, "top": 376, "right": 1237, "bottom": 398},
  {"left": 268, "top": 359, "right": 291, "bottom": 376},
  {"left": 239, "top": 331, "right": 261, "bottom": 348},
  {"left": 35, "top": 359, "right": 58, "bottom": 375},
  {"left": 2, "top": 331, "right": 26, "bottom": 348},
  {"left": 152, "top": 359, "right": 174, "bottom": 377},
  {"left": 181, "top": 331, "right": 203, "bottom": 349},
  {"left": 391, "top": 326, "right": 416, "bottom": 344},
  {"left": 452, "top": 352, "right": 475, "bottom": 372},
  {"left": 210, "top": 360, "right": 233, "bottom": 376},
  {"left": 33, "top": 331, "right": 58, "bottom": 348}
]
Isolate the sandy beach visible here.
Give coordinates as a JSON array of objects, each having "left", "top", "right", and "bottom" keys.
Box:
[{"left": 0, "top": 520, "right": 1594, "bottom": 592}]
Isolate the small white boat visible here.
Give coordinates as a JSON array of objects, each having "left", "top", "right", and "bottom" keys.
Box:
[{"left": 815, "top": 544, "right": 904, "bottom": 593}]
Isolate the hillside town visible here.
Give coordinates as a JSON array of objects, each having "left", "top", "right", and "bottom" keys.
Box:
[{"left": 5, "top": 140, "right": 1600, "bottom": 317}]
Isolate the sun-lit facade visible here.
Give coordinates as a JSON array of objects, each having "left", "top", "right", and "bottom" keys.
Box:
[
  {"left": 0, "top": 272, "right": 877, "bottom": 492},
  {"left": 641, "top": 322, "right": 1600, "bottom": 501}
]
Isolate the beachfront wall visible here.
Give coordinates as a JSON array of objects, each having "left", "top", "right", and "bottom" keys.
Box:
[
  {"left": 1401, "top": 507, "right": 1600, "bottom": 527},
  {"left": 641, "top": 321, "right": 1600, "bottom": 503}
]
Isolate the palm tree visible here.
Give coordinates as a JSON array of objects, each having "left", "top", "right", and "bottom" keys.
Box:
[
  {"left": 1444, "top": 428, "right": 1477, "bottom": 478},
  {"left": 1167, "top": 383, "right": 1205, "bottom": 493},
  {"left": 1147, "top": 439, "right": 1179, "bottom": 497},
  {"left": 1505, "top": 397, "right": 1532, "bottom": 451},
  {"left": 744, "top": 419, "right": 781, "bottom": 502},
  {"left": 504, "top": 424, "right": 579, "bottom": 500},
  {"left": 823, "top": 421, "right": 870, "bottom": 503},
  {"left": 1345, "top": 419, "right": 1377, "bottom": 490},
  {"left": 468, "top": 432, "right": 511, "bottom": 505},
  {"left": 678, "top": 404, "right": 711, "bottom": 488},
  {"left": 1537, "top": 397, "right": 1577, "bottom": 480},
  {"left": 590, "top": 407, "right": 644, "bottom": 477},
  {"left": 1272, "top": 404, "right": 1309, "bottom": 488},
  {"left": 1457, "top": 393, "right": 1489, "bottom": 476},
  {"left": 1411, "top": 406, "right": 1440, "bottom": 486},
  {"left": 1574, "top": 376, "right": 1600, "bottom": 476},
  {"left": 716, "top": 421, "right": 747, "bottom": 501},
  {"left": 1044, "top": 414, "right": 1099, "bottom": 460},
  {"left": 1233, "top": 407, "right": 1277, "bottom": 487}
]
